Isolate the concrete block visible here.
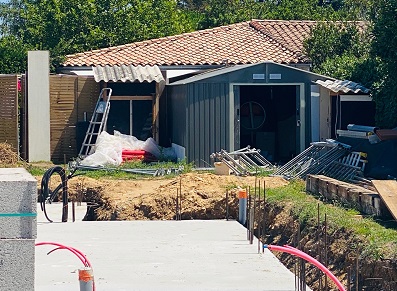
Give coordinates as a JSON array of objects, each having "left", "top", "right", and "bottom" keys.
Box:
[
  {"left": 214, "top": 162, "right": 231, "bottom": 175},
  {"left": 0, "top": 217, "right": 36, "bottom": 239},
  {"left": 0, "top": 239, "right": 35, "bottom": 291},
  {"left": 0, "top": 168, "right": 37, "bottom": 239}
]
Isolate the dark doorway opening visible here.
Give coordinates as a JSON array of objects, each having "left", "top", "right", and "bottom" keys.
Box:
[
  {"left": 239, "top": 85, "right": 297, "bottom": 162},
  {"left": 331, "top": 96, "right": 376, "bottom": 138}
]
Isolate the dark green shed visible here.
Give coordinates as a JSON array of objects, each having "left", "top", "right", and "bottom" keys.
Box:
[{"left": 165, "top": 62, "right": 360, "bottom": 167}]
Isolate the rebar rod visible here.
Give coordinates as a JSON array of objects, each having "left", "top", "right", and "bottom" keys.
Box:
[{"left": 226, "top": 190, "right": 229, "bottom": 221}]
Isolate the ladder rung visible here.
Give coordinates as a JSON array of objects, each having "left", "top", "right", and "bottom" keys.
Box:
[
  {"left": 86, "top": 132, "right": 99, "bottom": 136},
  {"left": 90, "top": 121, "right": 103, "bottom": 125},
  {"left": 82, "top": 143, "right": 95, "bottom": 146}
]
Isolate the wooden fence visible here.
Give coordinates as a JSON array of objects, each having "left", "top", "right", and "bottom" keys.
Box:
[
  {"left": 49, "top": 75, "right": 99, "bottom": 162},
  {"left": 0, "top": 75, "right": 19, "bottom": 152},
  {"left": 0, "top": 74, "right": 99, "bottom": 162}
]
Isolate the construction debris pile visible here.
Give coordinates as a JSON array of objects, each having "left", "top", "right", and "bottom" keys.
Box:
[
  {"left": 80, "top": 131, "right": 176, "bottom": 167},
  {"left": 210, "top": 146, "right": 274, "bottom": 176},
  {"left": 212, "top": 124, "right": 397, "bottom": 184},
  {"left": 273, "top": 139, "right": 367, "bottom": 184}
]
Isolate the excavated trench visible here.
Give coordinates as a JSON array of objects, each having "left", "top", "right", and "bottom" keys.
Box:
[{"left": 79, "top": 186, "right": 397, "bottom": 291}]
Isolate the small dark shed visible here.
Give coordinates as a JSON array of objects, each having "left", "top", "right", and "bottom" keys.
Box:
[{"left": 164, "top": 62, "right": 369, "bottom": 167}]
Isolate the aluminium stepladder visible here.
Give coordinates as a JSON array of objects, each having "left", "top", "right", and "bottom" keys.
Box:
[{"left": 78, "top": 88, "right": 113, "bottom": 158}]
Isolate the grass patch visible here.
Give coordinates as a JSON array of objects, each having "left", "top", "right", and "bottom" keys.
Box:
[
  {"left": 26, "top": 165, "right": 47, "bottom": 176},
  {"left": 264, "top": 180, "right": 397, "bottom": 260}
]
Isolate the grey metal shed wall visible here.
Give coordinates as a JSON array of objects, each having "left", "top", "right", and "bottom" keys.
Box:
[{"left": 187, "top": 83, "right": 229, "bottom": 167}]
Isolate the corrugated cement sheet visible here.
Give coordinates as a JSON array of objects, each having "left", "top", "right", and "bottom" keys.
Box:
[
  {"left": 93, "top": 65, "right": 164, "bottom": 83},
  {"left": 314, "top": 79, "right": 370, "bottom": 94}
]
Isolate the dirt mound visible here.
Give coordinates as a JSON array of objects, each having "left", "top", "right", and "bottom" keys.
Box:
[
  {"left": 36, "top": 172, "right": 288, "bottom": 220},
  {"left": 0, "top": 143, "right": 19, "bottom": 165}
]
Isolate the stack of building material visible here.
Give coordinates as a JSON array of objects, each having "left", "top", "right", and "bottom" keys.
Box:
[
  {"left": 337, "top": 124, "right": 380, "bottom": 143},
  {"left": 121, "top": 149, "right": 158, "bottom": 162},
  {"left": 210, "top": 146, "right": 273, "bottom": 176},
  {"left": 0, "top": 168, "right": 37, "bottom": 291},
  {"left": 273, "top": 140, "right": 351, "bottom": 180},
  {"left": 306, "top": 174, "right": 387, "bottom": 217},
  {"left": 319, "top": 151, "right": 368, "bottom": 183}
]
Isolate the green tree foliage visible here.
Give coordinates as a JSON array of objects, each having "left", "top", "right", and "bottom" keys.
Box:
[
  {"left": 0, "top": 35, "right": 31, "bottom": 74},
  {"left": 0, "top": 0, "right": 197, "bottom": 71},
  {"left": 370, "top": 0, "right": 397, "bottom": 128},
  {"left": 187, "top": 0, "right": 351, "bottom": 29},
  {"left": 303, "top": 22, "right": 375, "bottom": 85}
]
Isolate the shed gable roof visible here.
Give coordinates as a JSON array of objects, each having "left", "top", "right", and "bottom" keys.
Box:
[{"left": 63, "top": 20, "right": 365, "bottom": 67}]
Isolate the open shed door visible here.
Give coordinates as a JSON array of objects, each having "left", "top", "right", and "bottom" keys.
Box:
[{"left": 237, "top": 85, "right": 298, "bottom": 162}]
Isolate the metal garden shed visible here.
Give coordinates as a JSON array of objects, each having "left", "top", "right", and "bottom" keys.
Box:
[{"left": 165, "top": 62, "right": 372, "bottom": 167}]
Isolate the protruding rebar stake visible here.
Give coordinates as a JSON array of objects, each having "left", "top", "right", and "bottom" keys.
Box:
[
  {"left": 226, "top": 190, "right": 229, "bottom": 221},
  {"left": 72, "top": 201, "right": 76, "bottom": 222}
]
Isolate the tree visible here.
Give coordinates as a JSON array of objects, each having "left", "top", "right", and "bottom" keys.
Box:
[
  {"left": 303, "top": 22, "right": 374, "bottom": 85},
  {"left": 370, "top": 0, "right": 397, "bottom": 128},
  {"left": 0, "top": 35, "right": 31, "bottom": 74},
  {"left": 0, "top": 0, "right": 198, "bottom": 72}
]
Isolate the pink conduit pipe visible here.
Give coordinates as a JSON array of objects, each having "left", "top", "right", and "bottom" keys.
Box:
[
  {"left": 35, "top": 242, "right": 92, "bottom": 267},
  {"left": 264, "top": 244, "right": 346, "bottom": 291},
  {"left": 35, "top": 242, "right": 95, "bottom": 291}
]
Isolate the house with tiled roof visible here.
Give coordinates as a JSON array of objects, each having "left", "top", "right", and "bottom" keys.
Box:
[
  {"left": 54, "top": 20, "right": 373, "bottom": 166},
  {"left": 62, "top": 20, "right": 318, "bottom": 70}
]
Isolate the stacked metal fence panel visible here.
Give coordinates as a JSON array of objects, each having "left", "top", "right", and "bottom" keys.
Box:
[{"left": 273, "top": 140, "right": 351, "bottom": 180}]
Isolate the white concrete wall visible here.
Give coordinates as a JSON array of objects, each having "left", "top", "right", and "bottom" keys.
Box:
[{"left": 28, "top": 51, "right": 51, "bottom": 162}]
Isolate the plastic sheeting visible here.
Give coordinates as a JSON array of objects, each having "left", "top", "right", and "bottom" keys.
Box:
[
  {"left": 80, "top": 131, "right": 176, "bottom": 167},
  {"left": 338, "top": 136, "right": 397, "bottom": 179}
]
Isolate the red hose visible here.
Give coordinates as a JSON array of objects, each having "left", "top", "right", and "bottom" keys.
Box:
[
  {"left": 36, "top": 242, "right": 95, "bottom": 290},
  {"left": 264, "top": 244, "right": 346, "bottom": 291}
]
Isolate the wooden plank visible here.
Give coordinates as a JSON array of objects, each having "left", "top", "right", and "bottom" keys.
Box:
[{"left": 372, "top": 180, "right": 397, "bottom": 220}]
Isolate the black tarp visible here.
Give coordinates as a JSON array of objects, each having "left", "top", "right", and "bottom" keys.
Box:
[{"left": 337, "top": 136, "right": 397, "bottom": 179}]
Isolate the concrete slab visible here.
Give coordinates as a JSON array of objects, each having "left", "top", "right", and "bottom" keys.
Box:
[{"left": 36, "top": 220, "right": 303, "bottom": 291}]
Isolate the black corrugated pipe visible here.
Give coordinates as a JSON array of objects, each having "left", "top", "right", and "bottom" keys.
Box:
[{"left": 40, "top": 166, "right": 70, "bottom": 222}]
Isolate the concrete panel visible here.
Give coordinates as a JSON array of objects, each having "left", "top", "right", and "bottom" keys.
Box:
[
  {"left": 0, "top": 168, "right": 37, "bottom": 239},
  {"left": 0, "top": 239, "right": 35, "bottom": 291},
  {"left": 28, "top": 50, "right": 51, "bottom": 162}
]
